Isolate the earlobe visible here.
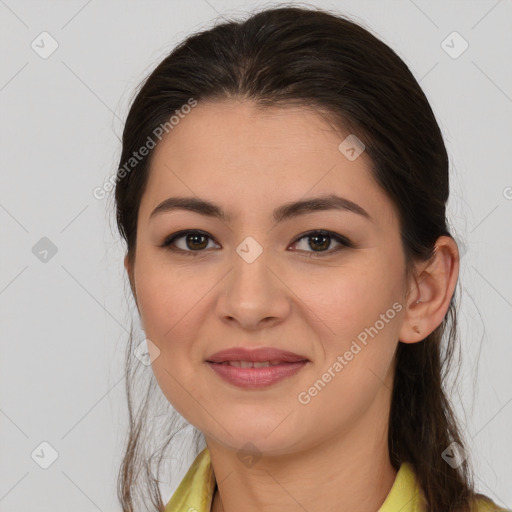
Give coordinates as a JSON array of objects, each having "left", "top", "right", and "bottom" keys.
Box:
[{"left": 398, "top": 236, "right": 459, "bottom": 344}]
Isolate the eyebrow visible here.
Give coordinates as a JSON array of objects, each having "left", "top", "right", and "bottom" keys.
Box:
[{"left": 149, "top": 194, "right": 372, "bottom": 224}]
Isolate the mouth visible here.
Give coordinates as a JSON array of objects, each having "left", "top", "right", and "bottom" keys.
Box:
[
  {"left": 208, "top": 360, "right": 305, "bottom": 367},
  {"left": 205, "top": 346, "right": 309, "bottom": 364},
  {"left": 205, "top": 346, "right": 309, "bottom": 388},
  {"left": 205, "top": 358, "right": 309, "bottom": 388}
]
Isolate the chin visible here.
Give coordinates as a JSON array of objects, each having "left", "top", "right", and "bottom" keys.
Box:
[{"left": 206, "top": 424, "right": 304, "bottom": 456}]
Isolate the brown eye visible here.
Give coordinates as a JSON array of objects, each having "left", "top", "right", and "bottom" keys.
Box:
[
  {"left": 161, "top": 229, "right": 352, "bottom": 258},
  {"left": 307, "top": 233, "right": 331, "bottom": 251},
  {"left": 161, "top": 230, "right": 219, "bottom": 256},
  {"left": 291, "top": 230, "right": 352, "bottom": 257},
  {"left": 183, "top": 233, "right": 209, "bottom": 250}
]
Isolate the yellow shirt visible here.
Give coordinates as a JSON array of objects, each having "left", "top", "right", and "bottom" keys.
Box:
[{"left": 165, "top": 447, "right": 509, "bottom": 512}]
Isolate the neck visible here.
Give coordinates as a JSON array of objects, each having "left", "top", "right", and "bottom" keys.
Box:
[{"left": 207, "top": 382, "right": 397, "bottom": 512}]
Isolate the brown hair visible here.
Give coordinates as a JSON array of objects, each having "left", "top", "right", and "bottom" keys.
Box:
[{"left": 114, "top": 5, "right": 497, "bottom": 511}]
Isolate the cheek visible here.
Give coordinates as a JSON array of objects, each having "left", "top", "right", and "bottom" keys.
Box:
[
  {"left": 135, "top": 266, "right": 207, "bottom": 422},
  {"left": 293, "top": 258, "right": 403, "bottom": 411},
  {"left": 298, "top": 261, "right": 403, "bottom": 344},
  {"left": 134, "top": 250, "right": 206, "bottom": 342},
  {"left": 133, "top": 251, "right": 213, "bottom": 410},
  {"left": 294, "top": 269, "right": 400, "bottom": 426}
]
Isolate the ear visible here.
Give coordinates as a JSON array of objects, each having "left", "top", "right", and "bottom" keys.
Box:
[
  {"left": 398, "top": 235, "right": 459, "bottom": 343},
  {"left": 124, "top": 254, "right": 138, "bottom": 306}
]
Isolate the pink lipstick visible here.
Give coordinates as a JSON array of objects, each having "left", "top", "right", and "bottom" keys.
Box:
[{"left": 205, "top": 346, "right": 309, "bottom": 389}]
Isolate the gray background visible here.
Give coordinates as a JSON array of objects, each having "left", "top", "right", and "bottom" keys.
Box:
[{"left": 0, "top": 0, "right": 511, "bottom": 510}]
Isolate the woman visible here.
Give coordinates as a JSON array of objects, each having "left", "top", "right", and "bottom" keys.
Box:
[{"left": 114, "top": 5, "right": 509, "bottom": 512}]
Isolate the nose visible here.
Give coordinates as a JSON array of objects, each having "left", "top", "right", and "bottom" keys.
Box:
[{"left": 216, "top": 247, "right": 291, "bottom": 330}]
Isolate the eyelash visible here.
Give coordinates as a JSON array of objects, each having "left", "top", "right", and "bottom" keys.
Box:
[{"left": 160, "top": 229, "right": 353, "bottom": 258}]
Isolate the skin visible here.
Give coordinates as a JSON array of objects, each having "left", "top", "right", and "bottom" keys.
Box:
[{"left": 124, "top": 100, "right": 459, "bottom": 512}]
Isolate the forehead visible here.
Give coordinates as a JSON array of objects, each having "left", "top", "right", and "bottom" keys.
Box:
[
  {"left": 139, "top": 100, "right": 398, "bottom": 229},
  {"left": 153, "top": 100, "right": 345, "bottom": 160}
]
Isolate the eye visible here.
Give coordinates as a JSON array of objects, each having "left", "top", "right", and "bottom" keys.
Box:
[
  {"left": 289, "top": 230, "right": 352, "bottom": 257},
  {"left": 160, "top": 230, "right": 219, "bottom": 256},
  {"left": 160, "top": 229, "right": 352, "bottom": 257}
]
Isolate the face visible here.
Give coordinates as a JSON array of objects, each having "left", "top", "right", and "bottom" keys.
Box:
[{"left": 127, "top": 100, "right": 412, "bottom": 456}]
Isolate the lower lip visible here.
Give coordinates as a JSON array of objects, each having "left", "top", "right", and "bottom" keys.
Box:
[{"left": 206, "top": 361, "right": 308, "bottom": 388}]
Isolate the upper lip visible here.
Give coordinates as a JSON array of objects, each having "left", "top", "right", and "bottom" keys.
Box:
[{"left": 206, "top": 347, "right": 309, "bottom": 363}]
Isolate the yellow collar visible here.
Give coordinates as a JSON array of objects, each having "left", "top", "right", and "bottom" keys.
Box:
[
  {"left": 164, "top": 447, "right": 508, "bottom": 511},
  {"left": 165, "top": 447, "right": 427, "bottom": 511}
]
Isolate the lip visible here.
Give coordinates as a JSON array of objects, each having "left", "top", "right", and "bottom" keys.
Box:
[
  {"left": 206, "top": 346, "right": 309, "bottom": 364},
  {"left": 206, "top": 361, "right": 309, "bottom": 388},
  {"left": 205, "top": 346, "right": 309, "bottom": 389}
]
